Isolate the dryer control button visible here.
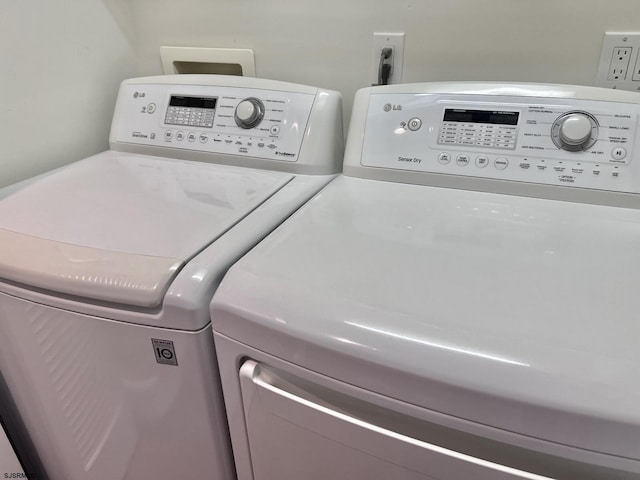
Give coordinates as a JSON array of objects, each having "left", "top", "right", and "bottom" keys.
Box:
[
  {"left": 612, "top": 147, "right": 627, "bottom": 160},
  {"left": 475, "top": 155, "right": 489, "bottom": 168},
  {"left": 494, "top": 157, "right": 509, "bottom": 170},
  {"left": 551, "top": 111, "right": 599, "bottom": 152},
  {"left": 456, "top": 154, "right": 470, "bottom": 166},
  {"left": 408, "top": 118, "right": 422, "bottom": 131},
  {"left": 438, "top": 152, "right": 451, "bottom": 164}
]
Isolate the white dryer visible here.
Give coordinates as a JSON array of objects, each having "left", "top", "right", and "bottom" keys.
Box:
[
  {"left": 0, "top": 75, "right": 343, "bottom": 480},
  {"left": 212, "top": 83, "right": 640, "bottom": 479}
]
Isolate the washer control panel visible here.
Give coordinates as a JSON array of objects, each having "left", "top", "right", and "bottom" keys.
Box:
[
  {"left": 111, "top": 83, "right": 316, "bottom": 162},
  {"left": 361, "top": 92, "right": 639, "bottom": 193}
]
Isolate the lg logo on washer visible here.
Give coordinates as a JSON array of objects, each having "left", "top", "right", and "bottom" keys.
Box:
[
  {"left": 383, "top": 103, "right": 402, "bottom": 112},
  {"left": 152, "top": 338, "right": 178, "bottom": 366}
]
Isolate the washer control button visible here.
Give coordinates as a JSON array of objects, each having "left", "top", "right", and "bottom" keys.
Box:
[
  {"left": 187, "top": 132, "right": 197, "bottom": 142},
  {"left": 408, "top": 118, "right": 422, "bottom": 131},
  {"left": 475, "top": 155, "right": 489, "bottom": 168},
  {"left": 235, "top": 98, "right": 265, "bottom": 129},
  {"left": 147, "top": 103, "right": 156, "bottom": 114},
  {"left": 270, "top": 125, "right": 280, "bottom": 135},
  {"left": 494, "top": 157, "right": 509, "bottom": 170},
  {"left": 164, "top": 130, "right": 173, "bottom": 140},
  {"left": 199, "top": 133, "right": 208, "bottom": 143},
  {"left": 612, "top": 147, "right": 627, "bottom": 160},
  {"left": 176, "top": 131, "right": 184, "bottom": 141},
  {"left": 456, "top": 154, "right": 470, "bottom": 166},
  {"left": 438, "top": 152, "right": 451, "bottom": 164}
]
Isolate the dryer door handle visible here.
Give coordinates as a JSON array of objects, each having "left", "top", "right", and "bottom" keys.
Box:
[{"left": 239, "top": 360, "right": 561, "bottom": 480}]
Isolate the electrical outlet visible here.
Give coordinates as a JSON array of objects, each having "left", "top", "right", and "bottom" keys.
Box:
[
  {"left": 595, "top": 32, "right": 640, "bottom": 91},
  {"left": 607, "top": 47, "right": 632, "bottom": 80},
  {"left": 371, "top": 33, "right": 405, "bottom": 86},
  {"left": 633, "top": 53, "right": 640, "bottom": 81}
]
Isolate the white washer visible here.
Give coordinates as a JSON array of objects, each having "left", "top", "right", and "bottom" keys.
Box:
[
  {"left": 0, "top": 75, "right": 343, "bottom": 480},
  {"left": 212, "top": 83, "right": 640, "bottom": 479}
]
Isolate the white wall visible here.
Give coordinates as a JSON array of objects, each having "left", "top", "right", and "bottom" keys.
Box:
[
  {"left": 3, "top": 1, "right": 639, "bottom": 183},
  {"left": 129, "top": 0, "right": 640, "bottom": 125},
  {"left": 0, "top": 0, "right": 137, "bottom": 187}
]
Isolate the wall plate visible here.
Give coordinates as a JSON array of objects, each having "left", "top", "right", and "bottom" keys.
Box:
[
  {"left": 160, "top": 46, "right": 256, "bottom": 77},
  {"left": 595, "top": 33, "right": 640, "bottom": 92},
  {"left": 371, "top": 33, "right": 405, "bottom": 86}
]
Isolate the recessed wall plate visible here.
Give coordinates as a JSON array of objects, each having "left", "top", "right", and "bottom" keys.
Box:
[{"left": 160, "top": 46, "right": 256, "bottom": 77}]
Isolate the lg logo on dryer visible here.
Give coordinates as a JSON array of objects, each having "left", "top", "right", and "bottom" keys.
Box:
[{"left": 383, "top": 103, "right": 402, "bottom": 112}]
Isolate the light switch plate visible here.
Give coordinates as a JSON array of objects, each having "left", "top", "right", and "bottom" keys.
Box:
[{"left": 595, "top": 33, "right": 640, "bottom": 92}]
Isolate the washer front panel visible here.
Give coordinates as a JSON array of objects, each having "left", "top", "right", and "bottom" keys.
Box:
[
  {"left": 111, "top": 83, "right": 316, "bottom": 163},
  {"left": 362, "top": 93, "right": 639, "bottom": 193}
]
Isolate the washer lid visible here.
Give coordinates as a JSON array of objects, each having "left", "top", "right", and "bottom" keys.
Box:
[
  {"left": 212, "top": 175, "right": 640, "bottom": 460},
  {"left": 0, "top": 151, "right": 293, "bottom": 307}
]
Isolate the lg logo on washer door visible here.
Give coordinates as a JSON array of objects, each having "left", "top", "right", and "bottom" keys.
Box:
[{"left": 152, "top": 338, "right": 178, "bottom": 366}]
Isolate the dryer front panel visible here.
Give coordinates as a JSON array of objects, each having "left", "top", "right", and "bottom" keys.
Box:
[{"left": 237, "top": 359, "right": 637, "bottom": 480}]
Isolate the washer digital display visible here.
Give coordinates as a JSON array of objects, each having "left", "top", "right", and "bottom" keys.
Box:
[
  {"left": 169, "top": 96, "right": 217, "bottom": 109},
  {"left": 165, "top": 96, "right": 217, "bottom": 128}
]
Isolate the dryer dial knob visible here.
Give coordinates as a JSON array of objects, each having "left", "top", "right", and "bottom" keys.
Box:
[
  {"left": 551, "top": 112, "right": 599, "bottom": 151},
  {"left": 234, "top": 98, "right": 265, "bottom": 129}
]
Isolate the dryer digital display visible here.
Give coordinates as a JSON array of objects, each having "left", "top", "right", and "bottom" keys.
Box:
[{"left": 443, "top": 109, "right": 519, "bottom": 125}]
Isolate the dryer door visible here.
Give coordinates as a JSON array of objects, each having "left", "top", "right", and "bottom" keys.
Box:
[{"left": 239, "top": 360, "right": 634, "bottom": 480}]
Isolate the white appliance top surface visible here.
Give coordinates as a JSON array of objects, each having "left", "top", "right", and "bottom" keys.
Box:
[
  {"left": 213, "top": 175, "right": 640, "bottom": 459},
  {"left": 0, "top": 151, "right": 292, "bottom": 306}
]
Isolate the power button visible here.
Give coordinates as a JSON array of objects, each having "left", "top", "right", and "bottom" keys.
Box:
[{"left": 408, "top": 118, "right": 422, "bottom": 131}]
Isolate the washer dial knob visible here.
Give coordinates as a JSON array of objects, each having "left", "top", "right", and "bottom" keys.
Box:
[
  {"left": 234, "top": 98, "right": 265, "bottom": 129},
  {"left": 551, "top": 112, "right": 599, "bottom": 151}
]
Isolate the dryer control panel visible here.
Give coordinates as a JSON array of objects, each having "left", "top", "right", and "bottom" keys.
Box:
[
  {"left": 110, "top": 80, "right": 316, "bottom": 163},
  {"left": 351, "top": 84, "right": 640, "bottom": 197}
]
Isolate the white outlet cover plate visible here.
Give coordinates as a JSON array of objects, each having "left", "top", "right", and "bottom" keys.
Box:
[
  {"left": 371, "top": 32, "right": 405, "bottom": 86},
  {"left": 595, "top": 32, "right": 640, "bottom": 92}
]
